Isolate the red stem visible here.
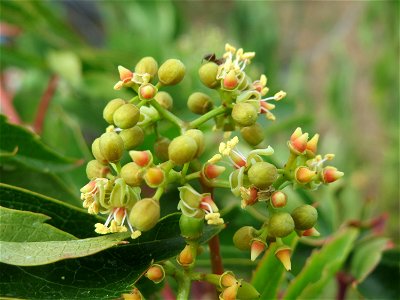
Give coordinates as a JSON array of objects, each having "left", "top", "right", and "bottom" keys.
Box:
[
  {"left": 0, "top": 75, "right": 21, "bottom": 124},
  {"left": 161, "top": 282, "right": 176, "bottom": 300},
  {"left": 33, "top": 74, "right": 59, "bottom": 134},
  {"left": 209, "top": 234, "right": 224, "bottom": 275}
]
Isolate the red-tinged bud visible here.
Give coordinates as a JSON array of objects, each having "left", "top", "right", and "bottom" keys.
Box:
[
  {"left": 322, "top": 166, "right": 344, "bottom": 183},
  {"left": 145, "top": 264, "right": 165, "bottom": 284},
  {"left": 251, "top": 239, "right": 267, "bottom": 261},
  {"left": 295, "top": 167, "right": 317, "bottom": 184},
  {"left": 220, "top": 284, "right": 238, "bottom": 300},
  {"left": 177, "top": 244, "right": 196, "bottom": 266},
  {"left": 129, "top": 150, "right": 152, "bottom": 167},
  {"left": 275, "top": 246, "right": 292, "bottom": 271},
  {"left": 306, "top": 134, "right": 319, "bottom": 158},
  {"left": 271, "top": 191, "right": 287, "bottom": 208},
  {"left": 118, "top": 65, "right": 133, "bottom": 82},
  {"left": 122, "top": 288, "right": 143, "bottom": 300},
  {"left": 302, "top": 227, "right": 320, "bottom": 237},
  {"left": 240, "top": 186, "right": 259, "bottom": 208},
  {"left": 289, "top": 127, "right": 308, "bottom": 155},
  {"left": 229, "top": 151, "right": 246, "bottom": 168},
  {"left": 144, "top": 167, "right": 165, "bottom": 187},
  {"left": 204, "top": 164, "right": 226, "bottom": 180},
  {"left": 139, "top": 83, "right": 157, "bottom": 100},
  {"left": 200, "top": 194, "right": 219, "bottom": 213},
  {"left": 223, "top": 70, "right": 239, "bottom": 90},
  {"left": 220, "top": 271, "right": 237, "bottom": 288}
]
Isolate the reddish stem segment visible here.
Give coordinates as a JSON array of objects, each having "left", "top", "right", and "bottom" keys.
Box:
[
  {"left": 0, "top": 75, "right": 21, "bottom": 124},
  {"left": 33, "top": 75, "right": 59, "bottom": 134},
  {"left": 209, "top": 234, "right": 224, "bottom": 275}
]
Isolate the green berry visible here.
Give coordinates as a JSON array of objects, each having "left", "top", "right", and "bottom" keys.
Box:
[
  {"left": 233, "top": 226, "right": 257, "bottom": 251},
  {"left": 179, "top": 214, "right": 204, "bottom": 240},
  {"left": 291, "top": 205, "right": 318, "bottom": 230},
  {"left": 168, "top": 135, "right": 198, "bottom": 165},
  {"left": 187, "top": 92, "right": 213, "bottom": 115},
  {"left": 120, "top": 162, "right": 143, "bottom": 187},
  {"left": 184, "top": 129, "right": 205, "bottom": 158},
  {"left": 240, "top": 123, "right": 264, "bottom": 146},
  {"left": 86, "top": 159, "right": 110, "bottom": 179},
  {"left": 129, "top": 198, "right": 160, "bottom": 231},
  {"left": 113, "top": 104, "right": 140, "bottom": 129},
  {"left": 158, "top": 59, "right": 185, "bottom": 86},
  {"left": 198, "top": 62, "right": 219, "bottom": 88},
  {"left": 232, "top": 102, "right": 258, "bottom": 127},
  {"left": 154, "top": 91, "right": 173, "bottom": 110},
  {"left": 119, "top": 126, "right": 144, "bottom": 150},
  {"left": 248, "top": 162, "right": 278, "bottom": 189},
  {"left": 135, "top": 56, "right": 158, "bottom": 79},
  {"left": 99, "top": 132, "right": 124, "bottom": 162},
  {"left": 91, "top": 138, "right": 108, "bottom": 164},
  {"left": 154, "top": 137, "right": 171, "bottom": 162},
  {"left": 268, "top": 212, "right": 295, "bottom": 238},
  {"left": 103, "top": 98, "right": 126, "bottom": 124}
]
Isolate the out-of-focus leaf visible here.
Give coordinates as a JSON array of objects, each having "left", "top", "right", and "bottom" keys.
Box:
[
  {"left": 251, "top": 232, "right": 298, "bottom": 299},
  {"left": 0, "top": 115, "right": 81, "bottom": 172},
  {"left": 350, "top": 236, "right": 391, "bottom": 285},
  {"left": 47, "top": 51, "right": 82, "bottom": 86},
  {"left": 283, "top": 228, "right": 359, "bottom": 299}
]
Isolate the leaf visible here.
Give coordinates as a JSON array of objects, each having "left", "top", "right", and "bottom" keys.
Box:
[
  {"left": 0, "top": 115, "right": 81, "bottom": 172},
  {"left": 350, "top": 236, "right": 391, "bottom": 285},
  {"left": 283, "top": 228, "right": 359, "bottom": 299},
  {"left": 251, "top": 232, "right": 298, "bottom": 300}
]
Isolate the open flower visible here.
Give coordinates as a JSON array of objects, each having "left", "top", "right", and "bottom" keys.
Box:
[{"left": 113, "top": 65, "right": 151, "bottom": 90}]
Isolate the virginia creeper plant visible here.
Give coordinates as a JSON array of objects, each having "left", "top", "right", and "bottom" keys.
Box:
[{"left": 79, "top": 43, "right": 344, "bottom": 299}]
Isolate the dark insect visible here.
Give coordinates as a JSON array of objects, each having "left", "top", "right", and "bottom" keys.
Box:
[{"left": 202, "top": 53, "right": 225, "bottom": 65}]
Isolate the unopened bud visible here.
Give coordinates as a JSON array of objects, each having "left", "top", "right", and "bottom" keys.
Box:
[
  {"left": 198, "top": 62, "right": 219, "bottom": 88},
  {"left": 232, "top": 102, "right": 258, "bottom": 127},
  {"left": 248, "top": 162, "right": 278, "bottom": 189},
  {"left": 145, "top": 264, "right": 165, "bottom": 284},
  {"left": 240, "top": 123, "right": 264, "bottom": 146},
  {"left": 321, "top": 166, "right": 344, "bottom": 183},
  {"left": 291, "top": 204, "right": 318, "bottom": 230},
  {"left": 144, "top": 167, "right": 165, "bottom": 187},
  {"left": 233, "top": 226, "right": 257, "bottom": 251},
  {"left": 267, "top": 212, "right": 295, "bottom": 238},
  {"left": 187, "top": 92, "right": 213, "bottom": 115},
  {"left": 275, "top": 246, "right": 292, "bottom": 271},
  {"left": 113, "top": 104, "right": 140, "bottom": 129},
  {"left": 120, "top": 162, "right": 143, "bottom": 187},
  {"left": 154, "top": 91, "right": 173, "bottom": 110},
  {"left": 306, "top": 134, "right": 319, "bottom": 158},
  {"left": 236, "top": 281, "right": 260, "bottom": 300},
  {"left": 122, "top": 287, "right": 143, "bottom": 300},
  {"left": 135, "top": 56, "right": 158, "bottom": 79},
  {"left": 203, "top": 164, "right": 226, "bottom": 180},
  {"left": 223, "top": 70, "right": 239, "bottom": 90},
  {"left": 103, "top": 98, "right": 126, "bottom": 124},
  {"left": 91, "top": 138, "right": 108, "bottom": 164},
  {"left": 271, "top": 191, "right": 287, "bottom": 208},
  {"left": 129, "top": 150, "right": 153, "bottom": 167},
  {"left": 251, "top": 239, "right": 267, "bottom": 261},
  {"left": 154, "top": 137, "right": 171, "bottom": 162},
  {"left": 139, "top": 83, "right": 157, "bottom": 100},
  {"left": 177, "top": 244, "right": 196, "bottom": 266},
  {"left": 295, "top": 167, "right": 317, "bottom": 184},
  {"left": 119, "top": 126, "right": 144, "bottom": 150},
  {"left": 220, "top": 271, "right": 237, "bottom": 288},
  {"left": 86, "top": 160, "right": 110, "bottom": 179},
  {"left": 184, "top": 129, "right": 205, "bottom": 157},
  {"left": 168, "top": 135, "right": 198, "bottom": 165},
  {"left": 158, "top": 59, "right": 186, "bottom": 86},
  {"left": 301, "top": 227, "right": 320, "bottom": 237},
  {"left": 129, "top": 198, "right": 160, "bottom": 231},
  {"left": 99, "top": 132, "right": 124, "bottom": 163},
  {"left": 288, "top": 127, "right": 308, "bottom": 155}
]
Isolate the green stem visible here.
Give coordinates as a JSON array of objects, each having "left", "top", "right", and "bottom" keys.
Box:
[
  {"left": 188, "top": 106, "right": 226, "bottom": 129},
  {"left": 210, "top": 179, "right": 231, "bottom": 189},
  {"left": 180, "top": 162, "right": 190, "bottom": 184},
  {"left": 150, "top": 99, "right": 185, "bottom": 129},
  {"left": 153, "top": 187, "right": 164, "bottom": 201},
  {"left": 176, "top": 270, "right": 191, "bottom": 300},
  {"left": 110, "top": 162, "right": 122, "bottom": 175},
  {"left": 185, "top": 171, "right": 201, "bottom": 181},
  {"left": 278, "top": 181, "right": 292, "bottom": 190},
  {"left": 136, "top": 99, "right": 147, "bottom": 108},
  {"left": 129, "top": 95, "right": 139, "bottom": 103}
]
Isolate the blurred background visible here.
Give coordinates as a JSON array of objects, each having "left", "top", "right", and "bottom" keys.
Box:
[{"left": 0, "top": 0, "right": 398, "bottom": 297}]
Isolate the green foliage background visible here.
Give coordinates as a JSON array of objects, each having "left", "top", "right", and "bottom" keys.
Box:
[{"left": 0, "top": 1, "right": 398, "bottom": 299}]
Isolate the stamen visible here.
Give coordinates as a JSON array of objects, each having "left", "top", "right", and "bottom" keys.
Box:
[
  {"left": 104, "top": 212, "right": 114, "bottom": 227},
  {"left": 200, "top": 201, "right": 214, "bottom": 214},
  {"left": 126, "top": 218, "right": 134, "bottom": 233}
]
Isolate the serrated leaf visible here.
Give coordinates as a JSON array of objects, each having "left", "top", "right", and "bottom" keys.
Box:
[
  {"left": 350, "top": 236, "right": 391, "bottom": 285},
  {"left": 283, "top": 228, "right": 359, "bottom": 299},
  {"left": 251, "top": 232, "right": 298, "bottom": 299},
  {"left": 0, "top": 115, "right": 81, "bottom": 172}
]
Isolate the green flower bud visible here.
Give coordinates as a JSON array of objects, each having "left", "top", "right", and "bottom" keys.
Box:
[
  {"left": 139, "top": 83, "right": 157, "bottom": 100},
  {"left": 135, "top": 56, "right": 158, "bottom": 79},
  {"left": 248, "top": 162, "right": 277, "bottom": 189},
  {"left": 236, "top": 281, "right": 260, "bottom": 300},
  {"left": 187, "top": 92, "right": 213, "bottom": 115},
  {"left": 120, "top": 162, "right": 143, "bottom": 187},
  {"left": 154, "top": 91, "right": 173, "bottom": 110},
  {"left": 240, "top": 123, "right": 264, "bottom": 146},
  {"left": 233, "top": 226, "right": 257, "bottom": 251},
  {"left": 267, "top": 212, "right": 295, "bottom": 238},
  {"left": 158, "top": 59, "right": 185, "bottom": 86},
  {"left": 99, "top": 132, "right": 124, "bottom": 163},
  {"left": 291, "top": 205, "right": 318, "bottom": 230},
  {"left": 113, "top": 104, "right": 140, "bottom": 129},
  {"left": 103, "top": 98, "right": 126, "bottom": 124},
  {"left": 91, "top": 138, "right": 108, "bottom": 164},
  {"left": 154, "top": 137, "right": 171, "bottom": 162},
  {"left": 198, "top": 62, "right": 219, "bottom": 88},
  {"left": 168, "top": 135, "right": 198, "bottom": 165},
  {"left": 129, "top": 198, "right": 160, "bottom": 231},
  {"left": 232, "top": 102, "right": 258, "bottom": 127},
  {"left": 119, "top": 126, "right": 144, "bottom": 150},
  {"left": 179, "top": 214, "right": 204, "bottom": 240},
  {"left": 86, "top": 159, "right": 110, "bottom": 180},
  {"left": 184, "top": 129, "right": 205, "bottom": 157}
]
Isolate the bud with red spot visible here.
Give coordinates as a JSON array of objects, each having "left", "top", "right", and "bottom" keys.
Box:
[
  {"left": 145, "top": 264, "right": 165, "bottom": 284},
  {"left": 321, "top": 166, "right": 344, "bottom": 183},
  {"left": 288, "top": 127, "right": 309, "bottom": 155}
]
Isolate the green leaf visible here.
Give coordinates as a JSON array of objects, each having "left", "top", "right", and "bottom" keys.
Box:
[
  {"left": 0, "top": 115, "right": 81, "bottom": 172},
  {"left": 251, "top": 232, "right": 298, "bottom": 299},
  {"left": 350, "top": 236, "right": 391, "bottom": 285},
  {"left": 283, "top": 228, "right": 359, "bottom": 299}
]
